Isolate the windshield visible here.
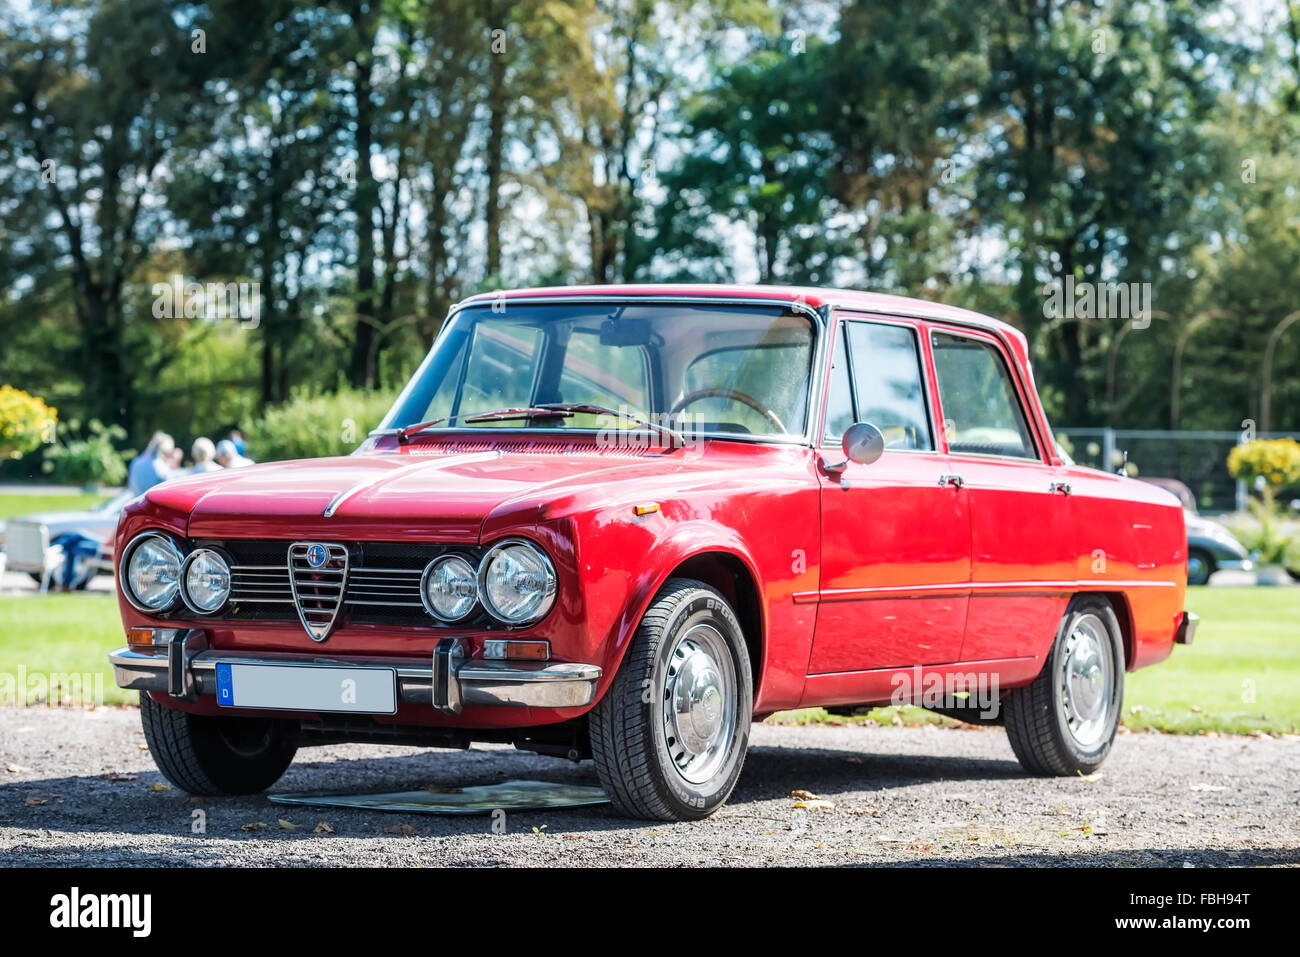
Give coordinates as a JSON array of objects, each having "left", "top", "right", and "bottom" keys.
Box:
[{"left": 381, "top": 301, "right": 818, "bottom": 441}]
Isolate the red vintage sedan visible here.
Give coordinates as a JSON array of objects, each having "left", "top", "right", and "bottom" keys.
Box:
[{"left": 109, "top": 285, "right": 1194, "bottom": 821}]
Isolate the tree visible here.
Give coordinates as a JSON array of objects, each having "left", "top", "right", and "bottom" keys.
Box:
[{"left": 0, "top": 0, "right": 214, "bottom": 431}]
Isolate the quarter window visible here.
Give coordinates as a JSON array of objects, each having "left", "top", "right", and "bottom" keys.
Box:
[{"left": 930, "top": 332, "right": 1038, "bottom": 459}]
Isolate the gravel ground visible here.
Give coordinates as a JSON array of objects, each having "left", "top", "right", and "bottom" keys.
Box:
[{"left": 1, "top": 706, "right": 1297, "bottom": 867}]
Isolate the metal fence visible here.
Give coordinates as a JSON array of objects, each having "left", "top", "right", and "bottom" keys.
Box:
[{"left": 1055, "top": 428, "right": 1300, "bottom": 514}]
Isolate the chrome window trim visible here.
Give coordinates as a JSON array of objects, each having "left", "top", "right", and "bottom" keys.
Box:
[
  {"left": 822, "top": 310, "right": 941, "bottom": 455},
  {"left": 928, "top": 326, "right": 1046, "bottom": 463},
  {"left": 371, "top": 294, "right": 827, "bottom": 449}
]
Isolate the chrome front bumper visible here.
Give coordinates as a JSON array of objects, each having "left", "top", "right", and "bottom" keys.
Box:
[{"left": 109, "top": 633, "right": 601, "bottom": 714}]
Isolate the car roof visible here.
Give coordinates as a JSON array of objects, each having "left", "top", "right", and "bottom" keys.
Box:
[{"left": 456, "top": 283, "right": 1025, "bottom": 342}]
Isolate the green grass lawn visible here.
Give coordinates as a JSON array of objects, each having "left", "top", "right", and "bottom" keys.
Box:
[
  {"left": 0, "top": 587, "right": 1296, "bottom": 730},
  {"left": 0, "top": 491, "right": 110, "bottom": 520},
  {"left": 0, "top": 593, "right": 129, "bottom": 706},
  {"left": 1123, "top": 587, "right": 1300, "bottom": 733}
]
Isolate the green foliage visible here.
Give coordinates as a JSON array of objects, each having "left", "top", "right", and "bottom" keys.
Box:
[
  {"left": 1219, "top": 497, "right": 1300, "bottom": 568},
  {"left": 40, "top": 421, "right": 129, "bottom": 488},
  {"left": 1227, "top": 438, "right": 1300, "bottom": 490},
  {"left": 0, "top": 0, "right": 1298, "bottom": 454},
  {"left": 0, "top": 386, "right": 56, "bottom": 459},
  {"left": 248, "top": 389, "right": 396, "bottom": 462}
]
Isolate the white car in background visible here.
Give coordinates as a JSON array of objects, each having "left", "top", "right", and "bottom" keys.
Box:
[{"left": 0, "top": 491, "right": 132, "bottom": 588}]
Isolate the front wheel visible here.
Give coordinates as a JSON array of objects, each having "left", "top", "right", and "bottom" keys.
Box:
[
  {"left": 1003, "top": 596, "right": 1125, "bottom": 776},
  {"left": 589, "top": 578, "right": 753, "bottom": 820},
  {"left": 139, "top": 692, "right": 298, "bottom": 795}
]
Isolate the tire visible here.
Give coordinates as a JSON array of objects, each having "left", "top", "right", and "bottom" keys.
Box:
[
  {"left": 139, "top": 692, "right": 297, "bottom": 795},
  {"left": 1003, "top": 596, "right": 1124, "bottom": 776},
  {"left": 1187, "top": 548, "right": 1215, "bottom": 586},
  {"left": 589, "top": 578, "right": 753, "bottom": 821}
]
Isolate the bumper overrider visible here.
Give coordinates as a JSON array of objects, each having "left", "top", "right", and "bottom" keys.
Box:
[{"left": 109, "top": 631, "right": 601, "bottom": 714}]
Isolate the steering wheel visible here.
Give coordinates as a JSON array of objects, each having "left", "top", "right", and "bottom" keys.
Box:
[{"left": 670, "top": 388, "right": 788, "bottom": 434}]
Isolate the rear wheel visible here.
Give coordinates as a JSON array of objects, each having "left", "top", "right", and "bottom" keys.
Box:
[
  {"left": 139, "top": 692, "right": 297, "bottom": 795},
  {"left": 589, "top": 578, "right": 752, "bottom": 820},
  {"left": 1003, "top": 596, "right": 1124, "bottom": 776}
]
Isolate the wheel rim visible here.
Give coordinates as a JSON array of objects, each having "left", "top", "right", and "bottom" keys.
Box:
[
  {"left": 1059, "top": 613, "right": 1114, "bottom": 750},
  {"left": 1187, "top": 553, "right": 1208, "bottom": 585},
  {"left": 662, "top": 623, "right": 737, "bottom": 785}
]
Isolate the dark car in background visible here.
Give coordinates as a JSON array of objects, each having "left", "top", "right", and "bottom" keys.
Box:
[{"left": 1141, "top": 478, "right": 1253, "bottom": 585}]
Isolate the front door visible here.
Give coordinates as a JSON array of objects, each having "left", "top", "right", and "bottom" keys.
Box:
[{"left": 809, "top": 317, "right": 971, "bottom": 674}]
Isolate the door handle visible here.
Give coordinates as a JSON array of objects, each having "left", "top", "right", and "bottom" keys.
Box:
[
  {"left": 1050, "top": 481, "right": 1072, "bottom": 495},
  {"left": 938, "top": 474, "right": 965, "bottom": 488}
]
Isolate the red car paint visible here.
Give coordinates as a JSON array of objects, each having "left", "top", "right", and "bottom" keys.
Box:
[{"left": 116, "top": 284, "right": 1187, "bottom": 729}]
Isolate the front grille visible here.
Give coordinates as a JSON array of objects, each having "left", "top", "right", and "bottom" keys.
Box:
[
  {"left": 201, "top": 539, "right": 486, "bottom": 629},
  {"left": 287, "top": 542, "right": 349, "bottom": 640}
]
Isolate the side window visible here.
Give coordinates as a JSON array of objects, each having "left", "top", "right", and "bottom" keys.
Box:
[
  {"left": 844, "top": 321, "right": 933, "bottom": 451},
  {"left": 821, "top": 325, "right": 855, "bottom": 443},
  {"left": 931, "top": 332, "right": 1038, "bottom": 459}
]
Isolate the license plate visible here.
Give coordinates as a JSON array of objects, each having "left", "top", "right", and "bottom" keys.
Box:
[{"left": 215, "top": 662, "right": 397, "bottom": 714}]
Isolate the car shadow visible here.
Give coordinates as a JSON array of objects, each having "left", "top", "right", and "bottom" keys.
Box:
[
  {"left": 733, "top": 742, "right": 1025, "bottom": 805},
  {"left": 1, "top": 738, "right": 1026, "bottom": 851}
]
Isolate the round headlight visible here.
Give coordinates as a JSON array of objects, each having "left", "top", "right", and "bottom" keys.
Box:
[
  {"left": 421, "top": 555, "right": 480, "bottom": 622},
  {"left": 479, "top": 540, "right": 557, "bottom": 625},
  {"left": 122, "top": 533, "right": 182, "bottom": 612},
  {"left": 182, "top": 548, "right": 231, "bottom": 614}
]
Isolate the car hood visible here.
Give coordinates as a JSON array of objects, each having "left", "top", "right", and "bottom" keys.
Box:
[{"left": 142, "top": 445, "right": 722, "bottom": 543}]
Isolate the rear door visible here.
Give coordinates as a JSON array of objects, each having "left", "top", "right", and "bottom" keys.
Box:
[
  {"left": 809, "top": 315, "right": 971, "bottom": 674},
  {"left": 927, "top": 328, "right": 1076, "bottom": 663}
]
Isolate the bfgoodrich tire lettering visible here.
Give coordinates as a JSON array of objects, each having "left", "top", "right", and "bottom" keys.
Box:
[
  {"left": 589, "top": 578, "right": 753, "bottom": 821},
  {"left": 1003, "top": 595, "right": 1125, "bottom": 776},
  {"left": 139, "top": 692, "right": 297, "bottom": 795}
]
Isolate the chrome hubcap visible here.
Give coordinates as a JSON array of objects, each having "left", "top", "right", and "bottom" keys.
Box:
[
  {"left": 1060, "top": 613, "right": 1113, "bottom": 749},
  {"left": 663, "top": 624, "right": 737, "bottom": 785}
]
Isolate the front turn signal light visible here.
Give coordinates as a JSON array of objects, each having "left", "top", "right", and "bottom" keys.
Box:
[{"left": 481, "top": 639, "right": 550, "bottom": 661}]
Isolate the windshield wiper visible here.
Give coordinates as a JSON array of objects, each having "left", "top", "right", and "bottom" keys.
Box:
[
  {"left": 532, "top": 403, "right": 686, "bottom": 449},
  {"left": 396, "top": 407, "right": 574, "bottom": 443},
  {"left": 395, "top": 402, "right": 685, "bottom": 449}
]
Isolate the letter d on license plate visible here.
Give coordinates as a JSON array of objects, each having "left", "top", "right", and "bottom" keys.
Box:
[{"left": 215, "top": 662, "right": 397, "bottom": 714}]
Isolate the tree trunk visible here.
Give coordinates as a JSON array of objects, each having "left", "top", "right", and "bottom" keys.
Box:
[
  {"left": 483, "top": 1, "right": 507, "bottom": 280},
  {"left": 349, "top": 2, "right": 378, "bottom": 389}
]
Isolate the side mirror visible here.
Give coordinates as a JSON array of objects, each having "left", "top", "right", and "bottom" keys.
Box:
[
  {"left": 843, "top": 422, "right": 885, "bottom": 465},
  {"left": 823, "top": 422, "right": 885, "bottom": 474}
]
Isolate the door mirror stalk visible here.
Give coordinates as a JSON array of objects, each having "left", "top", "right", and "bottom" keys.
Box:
[{"left": 823, "top": 422, "right": 885, "bottom": 474}]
